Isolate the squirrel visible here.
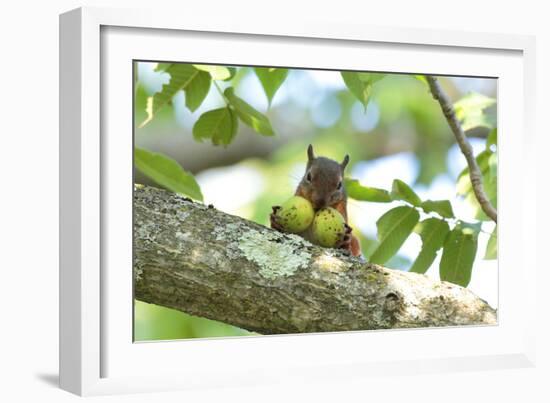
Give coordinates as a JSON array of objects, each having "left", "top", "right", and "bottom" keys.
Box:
[{"left": 270, "top": 144, "right": 362, "bottom": 257}]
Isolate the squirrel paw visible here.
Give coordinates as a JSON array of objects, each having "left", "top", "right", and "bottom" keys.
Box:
[
  {"left": 270, "top": 206, "right": 285, "bottom": 232},
  {"left": 336, "top": 223, "right": 353, "bottom": 254}
]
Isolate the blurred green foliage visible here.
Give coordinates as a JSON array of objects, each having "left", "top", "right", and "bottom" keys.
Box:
[{"left": 134, "top": 301, "right": 252, "bottom": 341}]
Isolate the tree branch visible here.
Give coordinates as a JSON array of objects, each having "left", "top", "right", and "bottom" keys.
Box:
[
  {"left": 134, "top": 185, "right": 496, "bottom": 334},
  {"left": 425, "top": 75, "right": 497, "bottom": 223}
]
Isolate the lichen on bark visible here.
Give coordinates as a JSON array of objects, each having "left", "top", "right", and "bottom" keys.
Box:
[{"left": 238, "top": 230, "right": 312, "bottom": 279}]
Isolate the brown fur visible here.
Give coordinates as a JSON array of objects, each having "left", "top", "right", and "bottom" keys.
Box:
[{"left": 294, "top": 145, "right": 361, "bottom": 257}]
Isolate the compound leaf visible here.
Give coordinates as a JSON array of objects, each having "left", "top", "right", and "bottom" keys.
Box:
[
  {"left": 345, "top": 179, "right": 392, "bottom": 203},
  {"left": 135, "top": 147, "right": 203, "bottom": 201},
  {"left": 254, "top": 67, "right": 289, "bottom": 106},
  {"left": 454, "top": 92, "right": 496, "bottom": 131},
  {"left": 193, "top": 107, "right": 238, "bottom": 146},
  {"left": 139, "top": 64, "right": 210, "bottom": 127},
  {"left": 439, "top": 223, "right": 480, "bottom": 287},
  {"left": 420, "top": 200, "right": 455, "bottom": 218},
  {"left": 369, "top": 206, "right": 420, "bottom": 264},
  {"left": 224, "top": 87, "right": 274, "bottom": 136},
  {"left": 391, "top": 179, "right": 422, "bottom": 206},
  {"left": 410, "top": 218, "right": 450, "bottom": 274},
  {"left": 484, "top": 226, "right": 497, "bottom": 260},
  {"left": 341, "top": 71, "right": 385, "bottom": 110},
  {"left": 193, "top": 65, "right": 232, "bottom": 80}
]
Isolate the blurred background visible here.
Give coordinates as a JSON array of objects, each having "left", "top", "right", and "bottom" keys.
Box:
[{"left": 134, "top": 62, "right": 497, "bottom": 341}]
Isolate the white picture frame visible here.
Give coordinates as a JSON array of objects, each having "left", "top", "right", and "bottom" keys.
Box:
[{"left": 59, "top": 6, "right": 537, "bottom": 396}]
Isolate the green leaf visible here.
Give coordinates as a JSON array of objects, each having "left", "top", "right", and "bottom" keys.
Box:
[
  {"left": 139, "top": 64, "right": 210, "bottom": 127},
  {"left": 155, "top": 63, "right": 172, "bottom": 72},
  {"left": 486, "top": 128, "right": 497, "bottom": 150},
  {"left": 254, "top": 67, "right": 289, "bottom": 106},
  {"left": 224, "top": 87, "right": 275, "bottom": 136},
  {"left": 484, "top": 226, "right": 497, "bottom": 260},
  {"left": 185, "top": 70, "right": 211, "bottom": 112},
  {"left": 488, "top": 152, "right": 497, "bottom": 178},
  {"left": 345, "top": 179, "right": 392, "bottom": 203},
  {"left": 414, "top": 75, "right": 428, "bottom": 85},
  {"left": 359, "top": 72, "right": 385, "bottom": 83},
  {"left": 134, "top": 84, "right": 150, "bottom": 126},
  {"left": 420, "top": 200, "right": 455, "bottom": 218},
  {"left": 134, "top": 147, "right": 203, "bottom": 201},
  {"left": 457, "top": 150, "right": 497, "bottom": 221},
  {"left": 454, "top": 92, "right": 497, "bottom": 131},
  {"left": 193, "top": 107, "right": 238, "bottom": 146},
  {"left": 410, "top": 218, "right": 450, "bottom": 274},
  {"left": 369, "top": 206, "right": 420, "bottom": 264},
  {"left": 391, "top": 179, "right": 422, "bottom": 206},
  {"left": 193, "top": 65, "right": 232, "bottom": 80},
  {"left": 341, "top": 71, "right": 385, "bottom": 110},
  {"left": 223, "top": 67, "right": 237, "bottom": 81},
  {"left": 439, "top": 223, "right": 480, "bottom": 287}
]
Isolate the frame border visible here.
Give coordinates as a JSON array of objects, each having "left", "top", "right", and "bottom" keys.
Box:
[{"left": 59, "top": 6, "right": 536, "bottom": 396}]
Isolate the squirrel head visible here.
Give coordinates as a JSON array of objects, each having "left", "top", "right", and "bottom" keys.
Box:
[{"left": 298, "top": 144, "right": 350, "bottom": 209}]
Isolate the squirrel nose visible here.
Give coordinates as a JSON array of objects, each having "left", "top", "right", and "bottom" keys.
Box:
[{"left": 312, "top": 196, "right": 327, "bottom": 209}]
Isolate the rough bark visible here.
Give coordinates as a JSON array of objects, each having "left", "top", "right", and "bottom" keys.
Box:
[{"left": 134, "top": 185, "right": 497, "bottom": 335}]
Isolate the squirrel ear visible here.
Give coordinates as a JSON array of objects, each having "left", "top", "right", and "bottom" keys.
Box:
[
  {"left": 341, "top": 154, "right": 350, "bottom": 170},
  {"left": 307, "top": 144, "right": 316, "bottom": 161}
]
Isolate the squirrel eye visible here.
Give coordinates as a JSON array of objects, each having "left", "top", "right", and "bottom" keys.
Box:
[
  {"left": 306, "top": 173, "right": 312, "bottom": 182},
  {"left": 337, "top": 181, "right": 342, "bottom": 189}
]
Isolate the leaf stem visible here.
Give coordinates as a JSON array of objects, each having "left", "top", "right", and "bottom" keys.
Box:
[{"left": 213, "top": 81, "right": 230, "bottom": 104}]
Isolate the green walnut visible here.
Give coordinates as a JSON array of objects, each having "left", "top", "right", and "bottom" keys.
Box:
[
  {"left": 311, "top": 207, "right": 346, "bottom": 247},
  {"left": 274, "top": 196, "right": 315, "bottom": 233}
]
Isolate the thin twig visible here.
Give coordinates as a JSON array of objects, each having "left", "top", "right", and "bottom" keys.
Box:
[{"left": 425, "top": 75, "right": 497, "bottom": 223}]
